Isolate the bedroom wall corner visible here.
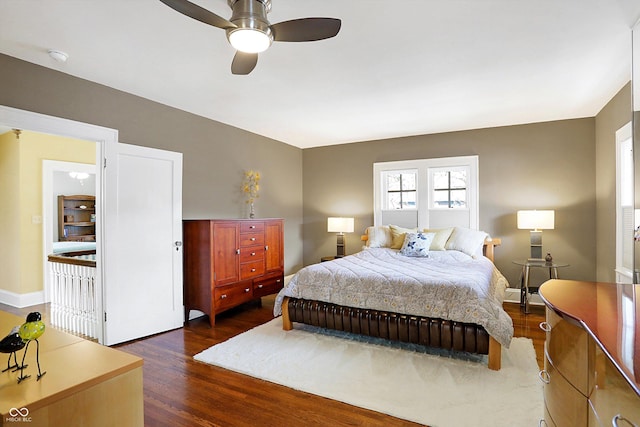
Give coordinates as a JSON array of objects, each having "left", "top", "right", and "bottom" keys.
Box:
[
  {"left": 0, "top": 53, "right": 305, "bottom": 278},
  {"left": 594, "top": 81, "right": 632, "bottom": 283},
  {"left": 302, "top": 118, "right": 597, "bottom": 289}
]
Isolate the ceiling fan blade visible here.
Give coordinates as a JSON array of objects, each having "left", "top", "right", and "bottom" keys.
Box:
[
  {"left": 159, "top": 0, "right": 236, "bottom": 30},
  {"left": 271, "top": 18, "right": 341, "bottom": 42},
  {"left": 231, "top": 51, "right": 258, "bottom": 75}
]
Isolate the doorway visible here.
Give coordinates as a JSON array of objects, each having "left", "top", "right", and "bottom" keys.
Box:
[
  {"left": 1, "top": 105, "right": 184, "bottom": 346},
  {"left": 43, "top": 160, "right": 97, "bottom": 303}
]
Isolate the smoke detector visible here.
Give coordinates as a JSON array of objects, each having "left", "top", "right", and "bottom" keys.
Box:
[{"left": 48, "top": 49, "right": 68, "bottom": 63}]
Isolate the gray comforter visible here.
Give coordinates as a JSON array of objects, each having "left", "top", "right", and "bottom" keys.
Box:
[{"left": 274, "top": 248, "right": 513, "bottom": 347}]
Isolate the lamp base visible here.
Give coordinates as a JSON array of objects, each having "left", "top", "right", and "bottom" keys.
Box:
[{"left": 336, "top": 233, "right": 345, "bottom": 257}]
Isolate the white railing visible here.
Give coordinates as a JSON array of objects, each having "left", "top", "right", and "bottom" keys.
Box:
[{"left": 48, "top": 251, "right": 98, "bottom": 340}]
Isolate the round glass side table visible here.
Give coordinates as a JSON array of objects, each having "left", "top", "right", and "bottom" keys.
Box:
[{"left": 512, "top": 260, "right": 569, "bottom": 313}]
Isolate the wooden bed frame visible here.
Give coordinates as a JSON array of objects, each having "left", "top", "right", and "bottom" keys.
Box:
[{"left": 281, "top": 237, "right": 504, "bottom": 370}]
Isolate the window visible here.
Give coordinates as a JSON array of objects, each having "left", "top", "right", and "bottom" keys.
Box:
[
  {"left": 431, "top": 167, "right": 467, "bottom": 209},
  {"left": 382, "top": 170, "right": 417, "bottom": 210},
  {"left": 373, "top": 156, "right": 478, "bottom": 230},
  {"left": 616, "top": 122, "right": 633, "bottom": 283}
]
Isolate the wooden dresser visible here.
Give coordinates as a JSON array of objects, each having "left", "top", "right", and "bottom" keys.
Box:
[
  {"left": 539, "top": 280, "right": 640, "bottom": 427},
  {"left": 183, "top": 219, "right": 284, "bottom": 326}
]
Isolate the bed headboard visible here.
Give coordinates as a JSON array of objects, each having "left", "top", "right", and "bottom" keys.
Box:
[{"left": 360, "top": 234, "right": 502, "bottom": 263}]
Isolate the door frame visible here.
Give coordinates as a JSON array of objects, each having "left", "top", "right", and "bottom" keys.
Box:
[{"left": 0, "top": 105, "right": 116, "bottom": 344}]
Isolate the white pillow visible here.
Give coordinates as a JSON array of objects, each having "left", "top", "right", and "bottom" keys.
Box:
[
  {"left": 445, "top": 227, "right": 488, "bottom": 257},
  {"left": 365, "top": 225, "right": 393, "bottom": 248},
  {"left": 423, "top": 227, "right": 454, "bottom": 251},
  {"left": 400, "top": 232, "right": 435, "bottom": 257}
]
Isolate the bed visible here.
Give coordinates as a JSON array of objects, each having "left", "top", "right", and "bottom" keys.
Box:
[{"left": 274, "top": 225, "right": 513, "bottom": 370}]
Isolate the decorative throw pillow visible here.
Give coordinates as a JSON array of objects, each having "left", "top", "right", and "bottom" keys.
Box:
[
  {"left": 422, "top": 227, "right": 454, "bottom": 251},
  {"left": 445, "top": 227, "right": 488, "bottom": 257},
  {"left": 389, "top": 225, "right": 419, "bottom": 249},
  {"left": 399, "top": 232, "right": 435, "bottom": 257},
  {"left": 365, "top": 225, "right": 393, "bottom": 248}
]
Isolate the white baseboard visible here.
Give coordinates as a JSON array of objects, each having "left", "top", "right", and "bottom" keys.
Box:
[
  {"left": 504, "top": 287, "right": 544, "bottom": 306},
  {"left": 0, "top": 289, "right": 45, "bottom": 308}
]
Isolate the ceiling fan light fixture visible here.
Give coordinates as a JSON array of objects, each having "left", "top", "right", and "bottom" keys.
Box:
[{"left": 228, "top": 28, "right": 272, "bottom": 53}]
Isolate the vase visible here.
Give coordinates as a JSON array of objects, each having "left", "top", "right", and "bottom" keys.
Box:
[{"left": 249, "top": 202, "right": 255, "bottom": 219}]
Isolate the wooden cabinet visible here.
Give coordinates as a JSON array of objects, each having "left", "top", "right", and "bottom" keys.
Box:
[
  {"left": 58, "top": 195, "right": 96, "bottom": 241},
  {"left": 541, "top": 309, "right": 594, "bottom": 427},
  {"left": 539, "top": 280, "right": 640, "bottom": 427},
  {"left": 0, "top": 311, "right": 143, "bottom": 426},
  {"left": 589, "top": 346, "right": 640, "bottom": 426},
  {"left": 183, "top": 219, "right": 284, "bottom": 326}
]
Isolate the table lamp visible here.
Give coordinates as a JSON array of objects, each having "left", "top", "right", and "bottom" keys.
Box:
[
  {"left": 517, "top": 210, "right": 555, "bottom": 261},
  {"left": 327, "top": 217, "right": 354, "bottom": 257}
]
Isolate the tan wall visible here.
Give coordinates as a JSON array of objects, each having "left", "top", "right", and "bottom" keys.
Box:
[
  {"left": 0, "top": 53, "right": 631, "bottom": 299},
  {"left": 595, "top": 82, "right": 632, "bottom": 282},
  {"left": 0, "top": 130, "right": 95, "bottom": 295},
  {"left": 302, "top": 118, "right": 597, "bottom": 288},
  {"left": 0, "top": 54, "right": 305, "bottom": 295}
]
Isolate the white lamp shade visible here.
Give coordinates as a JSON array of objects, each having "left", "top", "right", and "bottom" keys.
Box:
[
  {"left": 517, "top": 210, "right": 555, "bottom": 230},
  {"left": 327, "top": 217, "right": 354, "bottom": 233}
]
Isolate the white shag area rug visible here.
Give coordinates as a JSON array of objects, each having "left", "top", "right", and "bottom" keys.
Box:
[{"left": 194, "top": 318, "right": 543, "bottom": 427}]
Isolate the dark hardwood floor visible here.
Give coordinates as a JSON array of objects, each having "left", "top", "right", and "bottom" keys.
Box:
[{"left": 1, "top": 297, "right": 545, "bottom": 427}]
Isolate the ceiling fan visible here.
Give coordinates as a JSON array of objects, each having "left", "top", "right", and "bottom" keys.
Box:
[{"left": 159, "top": 0, "right": 341, "bottom": 75}]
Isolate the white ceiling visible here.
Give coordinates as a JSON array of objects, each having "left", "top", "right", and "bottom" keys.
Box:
[{"left": 1, "top": 0, "right": 639, "bottom": 149}]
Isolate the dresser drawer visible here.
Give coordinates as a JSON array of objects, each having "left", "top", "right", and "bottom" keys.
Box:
[
  {"left": 240, "top": 232, "right": 264, "bottom": 247},
  {"left": 214, "top": 282, "right": 253, "bottom": 311},
  {"left": 543, "top": 404, "right": 558, "bottom": 427},
  {"left": 239, "top": 245, "right": 265, "bottom": 263},
  {"left": 543, "top": 351, "right": 589, "bottom": 426},
  {"left": 544, "top": 308, "right": 594, "bottom": 396},
  {"left": 253, "top": 273, "right": 284, "bottom": 298},
  {"left": 587, "top": 400, "right": 601, "bottom": 427},
  {"left": 240, "top": 260, "right": 265, "bottom": 279},
  {"left": 240, "top": 221, "right": 264, "bottom": 233},
  {"left": 589, "top": 347, "right": 640, "bottom": 427}
]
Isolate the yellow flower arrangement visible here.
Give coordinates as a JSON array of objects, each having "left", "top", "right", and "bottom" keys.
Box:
[{"left": 242, "top": 170, "right": 261, "bottom": 204}]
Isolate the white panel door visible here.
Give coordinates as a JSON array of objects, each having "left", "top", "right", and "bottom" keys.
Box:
[{"left": 103, "top": 142, "right": 183, "bottom": 345}]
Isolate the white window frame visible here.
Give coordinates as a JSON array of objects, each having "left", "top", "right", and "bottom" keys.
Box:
[
  {"left": 616, "top": 121, "right": 633, "bottom": 283},
  {"left": 380, "top": 169, "right": 418, "bottom": 210},
  {"left": 373, "top": 155, "right": 479, "bottom": 230}
]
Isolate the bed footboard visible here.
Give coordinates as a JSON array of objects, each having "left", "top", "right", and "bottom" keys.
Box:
[{"left": 281, "top": 297, "right": 501, "bottom": 370}]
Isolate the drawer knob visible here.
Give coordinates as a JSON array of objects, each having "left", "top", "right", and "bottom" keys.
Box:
[
  {"left": 258, "top": 284, "right": 263, "bottom": 288},
  {"left": 539, "top": 322, "right": 551, "bottom": 332},
  {"left": 612, "top": 414, "right": 635, "bottom": 427},
  {"left": 236, "top": 249, "right": 240, "bottom": 255},
  {"left": 251, "top": 268, "right": 256, "bottom": 272},
  {"left": 250, "top": 237, "right": 256, "bottom": 241},
  {"left": 220, "top": 294, "right": 227, "bottom": 299},
  {"left": 250, "top": 225, "right": 256, "bottom": 229},
  {"left": 276, "top": 279, "right": 281, "bottom": 283},
  {"left": 251, "top": 252, "right": 256, "bottom": 256},
  {"left": 245, "top": 288, "right": 250, "bottom": 293},
  {"left": 538, "top": 370, "right": 550, "bottom": 384}
]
